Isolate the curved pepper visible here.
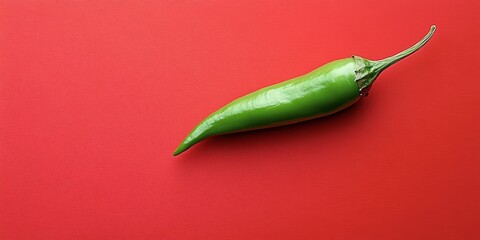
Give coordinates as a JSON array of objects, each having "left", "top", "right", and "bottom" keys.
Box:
[{"left": 174, "top": 26, "right": 436, "bottom": 156}]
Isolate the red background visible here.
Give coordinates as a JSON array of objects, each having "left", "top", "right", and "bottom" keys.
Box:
[{"left": 1, "top": 0, "right": 479, "bottom": 239}]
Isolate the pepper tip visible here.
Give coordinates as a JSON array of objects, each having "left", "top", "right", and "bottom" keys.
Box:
[
  {"left": 173, "top": 145, "right": 186, "bottom": 156},
  {"left": 173, "top": 149, "right": 181, "bottom": 156}
]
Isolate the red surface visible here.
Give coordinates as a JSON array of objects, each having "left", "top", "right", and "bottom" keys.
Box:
[{"left": 1, "top": 0, "right": 479, "bottom": 239}]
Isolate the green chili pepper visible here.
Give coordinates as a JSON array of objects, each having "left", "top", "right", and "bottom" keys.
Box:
[{"left": 173, "top": 25, "right": 436, "bottom": 156}]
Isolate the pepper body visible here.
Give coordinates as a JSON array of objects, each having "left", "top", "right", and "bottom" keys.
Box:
[
  {"left": 174, "top": 59, "right": 360, "bottom": 155},
  {"left": 174, "top": 26, "right": 436, "bottom": 156}
]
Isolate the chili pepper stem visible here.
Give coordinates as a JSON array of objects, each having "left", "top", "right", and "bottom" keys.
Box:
[{"left": 373, "top": 25, "right": 436, "bottom": 73}]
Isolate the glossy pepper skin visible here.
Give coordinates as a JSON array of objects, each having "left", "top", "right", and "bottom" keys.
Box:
[{"left": 174, "top": 26, "right": 436, "bottom": 156}]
